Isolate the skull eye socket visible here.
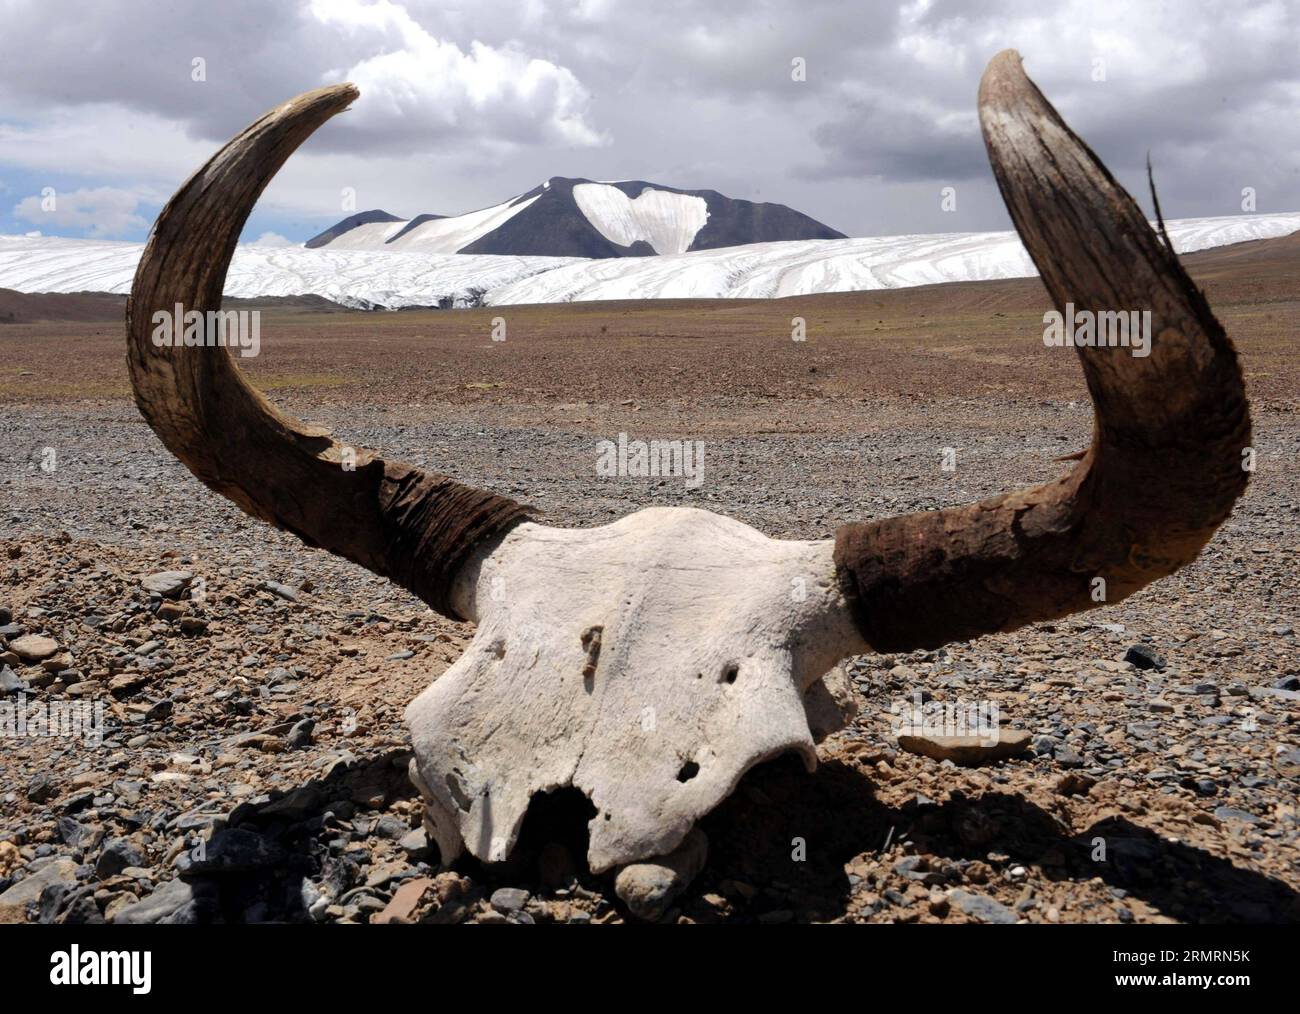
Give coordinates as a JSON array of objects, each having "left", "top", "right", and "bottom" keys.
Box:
[
  {"left": 720, "top": 663, "right": 739, "bottom": 685},
  {"left": 676, "top": 761, "right": 700, "bottom": 783}
]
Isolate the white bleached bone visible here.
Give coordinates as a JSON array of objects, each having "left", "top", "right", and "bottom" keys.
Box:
[{"left": 406, "top": 507, "right": 865, "bottom": 872}]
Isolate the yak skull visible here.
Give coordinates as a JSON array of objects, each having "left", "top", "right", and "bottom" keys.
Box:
[{"left": 407, "top": 507, "right": 864, "bottom": 872}]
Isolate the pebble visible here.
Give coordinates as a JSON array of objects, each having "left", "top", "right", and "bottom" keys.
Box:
[
  {"left": 8, "top": 634, "right": 59, "bottom": 663},
  {"left": 261, "top": 580, "right": 299, "bottom": 603},
  {"left": 0, "top": 858, "right": 79, "bottom": 908},
  {"left": 490, "top": 887, "right": 531, "bottom": 914},
  {"left": 949, "top": 889, "right": 1018, "bottom": 924},
  {"left": 1212, "top": 806, "right": 1259, "bottom": 825},
  {"left": 140, "top": 571, "right": 193, "bottom": 598},
  {"left": 399, "top": 828, "right": 437, "bottom": 863},
  {"left": 0, "top": 665, "right": 27, "bottom": 694},
  {"left": 285, "top": 718, "right": 315, "bottom": 750},
  {"left": 26, "top": 772, "right": 56, "bottom": 804},
  {"left": 896, "top": 729, "right": 1031, "bottom": 766},
  {"left": 96, "top": 838, "right": 144, "bottom": 879},
  {"left": 614, "top": 828, "right": 708, "bottom": 921},
  {"left": 1054, "top": 745, "right": 1084, "bottom": 768},
  {"left": 1124, "top": 644, "right": 1166, "bottom": 670}
]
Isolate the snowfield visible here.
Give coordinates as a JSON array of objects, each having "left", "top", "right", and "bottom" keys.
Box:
[
  {"left": 314, "top": 194, "right": 542, "bottom": 253},
  {"left": 572, "top": 184, "right": 710, "bottom": 254},
  {"left": 1, "top": 212, "right": 1297, "bottom": 309}
]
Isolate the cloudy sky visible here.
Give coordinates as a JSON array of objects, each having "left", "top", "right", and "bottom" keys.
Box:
[{"left": 0, "top": 0, "right": 1297, "bottom": 244}]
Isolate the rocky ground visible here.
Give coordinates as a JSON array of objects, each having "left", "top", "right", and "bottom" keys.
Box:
[{"left": 1, "top": 254, "right": 1298, "bottom": 924}]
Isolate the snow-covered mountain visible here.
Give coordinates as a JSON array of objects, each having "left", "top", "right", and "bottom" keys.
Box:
[
  {"left": 2, "top": 212, "right": 1297, "bottom": 309},
  {"left": 304, "top": 177, "right": 846, "bottom": 257}
]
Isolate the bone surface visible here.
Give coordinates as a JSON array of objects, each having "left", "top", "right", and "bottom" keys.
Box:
[{"left": 407, "top": 507, "right": 865, "bottom": 872}]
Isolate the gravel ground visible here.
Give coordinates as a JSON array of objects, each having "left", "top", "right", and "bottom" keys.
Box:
[
  {"left": 1, "top": 385, "right": 1296, "bottom": 924},
  {"left": 3, "top": 240, "right": 1299, "bottom": 924}
]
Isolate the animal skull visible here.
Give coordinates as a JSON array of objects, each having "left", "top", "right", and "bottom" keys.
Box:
[
  {"left": 124, "top": 51, "right": 1251, "bottom": 874},
  {"left": 407, "top": 507, "right": 864, "bottom": 872}
]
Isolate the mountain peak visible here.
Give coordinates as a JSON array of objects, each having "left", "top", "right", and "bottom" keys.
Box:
[{"left": 307, "top": 179, "right": 844, "bottom": 257}]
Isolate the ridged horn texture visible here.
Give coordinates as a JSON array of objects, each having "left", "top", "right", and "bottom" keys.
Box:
[
  {"left": 125, "top": 85, "right": 531, "bottom": 620},
  {"left": 833, "top": 50, "right": 1252, "bottom": 652}
]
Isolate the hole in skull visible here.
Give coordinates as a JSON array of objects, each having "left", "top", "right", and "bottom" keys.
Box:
[
  {"left": 677, "top": 760, "right": 701, "bottom": 783},
  {"left": 511, "top": 786, "right": 598, "bottom": 883},
  {"left": 721, "top": 663, "right": 739, "bottom": 685}
]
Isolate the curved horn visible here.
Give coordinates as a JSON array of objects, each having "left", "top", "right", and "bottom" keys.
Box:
[
  {"left": 833, "top": 50, "right": 1252, "bottom": 652},
  {"left": 126, "top": 85, "right": 530, "bottom": 619}
]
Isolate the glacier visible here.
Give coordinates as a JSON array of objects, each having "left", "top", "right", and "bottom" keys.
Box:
[{"left": 0, "top": 211, "right": 1296, "bottom": 310}]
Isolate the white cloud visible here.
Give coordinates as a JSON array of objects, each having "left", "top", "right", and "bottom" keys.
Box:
[
  {"left": 13, "top": 186, "right": 149, "bottom": 238},
  {"left": 308, "top": 0, "right": 607, "bottom": 148},
  {"left": 0, "top": 0, "right": 1296, "bottom": 240}
]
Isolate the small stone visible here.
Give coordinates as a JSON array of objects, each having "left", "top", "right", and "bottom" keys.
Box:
[
  {"left": 57, "top": 817, "right": 91, "bottom": 847},
  {"left": 1212, "top": 806, "right": 1259, "bottom": 825},
  {"left": 1124, "top": 644, "right": 1166, "bottom": 670},
  {"left": 0, "top": 841, "right": 21, "bottom": 878},
  {"left": 949, "top": 889, "right": 1017, "bottom": 924},
  {"left": 373, "top": 815, "right": 408, "bottom": 841},
  {"left": 490, "top": 887, "right": 531, "bottom": 913},
  {"left": 1054, "top": 745, "right": 1084, "bottom": 768},
  {"left": 26, "top": 771, "right": 56, "bottom": 804},
  {"left": 96, "top": 839, "right": 144, "bottom": 880},
  {"left": 141, "top": 571, "right": 193, "bottom": 598},
  {"left": 261, "top": 581, "right": 299, "bottom": 603},
  {"left": 1147, "top": 698, "right": 1174, "bottom": 713},
  {"left": 374, "top": 877, "right": 433, "bottom": 924},
  {"left": 285, "top": 718, "right": 315, "bottom": 750},
  {"left": 145, "top": 698, "right": 174, "bottom": 722},
  {"left": 896, "top": 729, "right": 1031, "bottom": 766},
  {"left": 399, "top": 828, "right": 436, "bottom": 863},
  {"left": 156, "top": 600, "right": 188, "bottom": 621},
  {"left": 8, "top": 634, "right": 59, "bottom": 663},
  {"left": 0, "top": 665, "right": 26, "bottom": 694},
  {"left": 0, "top": 858, "right": 79, "bottom": 908},
  {"left": 614, "top": 828, "right": 708, "bottom": 922}
]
